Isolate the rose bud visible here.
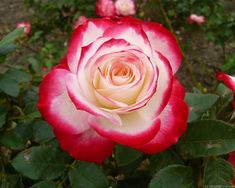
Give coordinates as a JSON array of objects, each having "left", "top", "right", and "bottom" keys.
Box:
[
  {"left": 16, "top": 21, "right": 31, "bottom": 35},
  {"left": 216, "top": 72, "right": 235, "bottom": 109},
  {"left": 96, "top": 0, "right": 116, "bottom": 18},
  {"left": 38, "top": 17, "right": 188, "bottom": 163},
  {"left": 187, "top": 14, "right": 205, "bottom": 25},
  {"left": 115, "top": 0, "right": 136, "bottom": 16}
]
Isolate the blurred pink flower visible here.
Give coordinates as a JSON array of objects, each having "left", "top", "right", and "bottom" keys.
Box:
[
  {"left": 187, "top": 14, "right": 205, "bottom": 25},
  {"left": 96, "top": 0, "right": 116, "bottom": 17},
  {"left": 17, "top": 21, "right": 31, "bottom": 35},
  {"left": 115, "top": 0, "right": 136, "bottom": 16},
  {"left": 73, "top": 16, "right": 88, "bottom": 30}
]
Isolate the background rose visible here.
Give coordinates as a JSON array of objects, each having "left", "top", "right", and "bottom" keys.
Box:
[
  {"left": 187, "top": 14, "right": 205, "bottom": 25},
  {"left": 38, "top": 17, "right": 188, "bottom": 163},
  {"left": 16, "top": 21, "right": 31, "bottom": 35},
  {"left": 216, "top": 72, "right": 235, "bottom": 109},
  {"left": 96, "top": 0, "right": 116, "bottom": 18},
  {"left": 115, "top": 0, "right": 136, "bottom": 16}
]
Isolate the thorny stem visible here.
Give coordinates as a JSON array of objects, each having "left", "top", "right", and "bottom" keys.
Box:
[{"left": 158, "top": 0, "right": 206, "bottom": 91}]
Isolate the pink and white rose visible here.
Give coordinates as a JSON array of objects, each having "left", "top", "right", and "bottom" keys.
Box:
[
  {"left": 38, "top": 17, "right": 188, "bottom": 163},
  {"left": 115, "top": 0, "right": 136, "bottom": 16},
  {"left": 16, "top": 21, "right": 31, "bottom": 35},
  {"left": 187, "top": 14, "right": 205, "bottom": 25},
  {"left": 216, "top": 72, "right": 235, "bottom": 109}
]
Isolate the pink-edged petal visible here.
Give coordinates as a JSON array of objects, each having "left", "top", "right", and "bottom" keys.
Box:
[
  {"left": 37, "top": 68, "right": 90, "bottom": 134},
  {"left": 54, "top": 128, "right": 115, "bottom": 163},
  {"left": 89, "top": 113, "right": 161, "bottom": 147},
  {"left": 138, "top": 51, "right": 173, "bottom": 120},
  {"left": 142, "top": 21, "right": 182, "bottom": 73},
  {"left": 67, "top": 19, "right": 115, "bottom": 73},
  {"left": 103, "top": 22, "right": 152, "bottom": 56},
  {"left": 216, "top": 72, "right": 235, "bottom": 92},
  {"left": 135, "top": 95, "right": 188, "bottom": 154},
  {"left": 65, "top": 72, "right": 122, "bottom": 125},
  {"left": 171, "top": 77, "right": 185, "bottom": 99}
]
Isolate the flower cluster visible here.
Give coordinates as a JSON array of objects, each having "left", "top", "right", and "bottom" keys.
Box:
[{"left": 96, "top": 0, "right": 136, "bottom": 18}]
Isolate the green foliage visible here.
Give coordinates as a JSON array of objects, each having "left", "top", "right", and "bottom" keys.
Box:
[
  {"left": 204, "top": 157, "right": 234, "bottom": 186},
  {"left": 185, "top": 93, "right": 219, "bottom": 122},
  {"left": 0, "top": 28, "right": 24, "bottom": 56},
  {"left": 148, "top": 165, "right": 196, "bottom": 188},
  {"left": 11, "top": 146, "right": 71, "bottom": 180},
  {"left": 176, "top": 120, "right": 235, "bottom": 158},
  {"left": 68, "top": 162, "right": 108, "bottom": 188}
]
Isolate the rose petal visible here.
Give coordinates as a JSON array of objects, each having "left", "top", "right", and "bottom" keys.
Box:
[
  {"left": 142, "top": 22, "right": 182, "bottom": 73},
  {"left": 216, "top": 72, "right": 235, "bottom": 92},
  {"left": 67, "top": 19, "right": 115, "bottom": 73},
  {"left": 65, "top": 73, "right": 122, "bottom": 125},
  {"left": 54, "top": 128, "right": 115, "bottom": 163},
  {"left": 89, "top": 112, "right": 161, "bottom": 146},
  {"left": 37, "top": 68, "right": 90, "bottom": 134},
  {"left": 171, "top": 77, "right": 185, "bottom": 99},
  {"left": 138, "top": 51, "right": 173, "bottom": 120},
  {"left": 103, "top": 22, "right": 152, "bottom": 57},
  {"left": 135, "top": 95, "right": 188, "bottom": 153}
]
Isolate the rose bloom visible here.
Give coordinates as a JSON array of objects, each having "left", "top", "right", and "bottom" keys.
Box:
[
  {"left": 38, "top": 17, "right": 188, "bottom": 163},
  {"left": 228, "top": 152, "right": 235, "bottom": 184},
  {"left": 96, "top": 0, "right": 116, "bottom": 17},
  {"left": 187, "top": 14, "right": 205, "bottom": 25},
  {"left": 216, "top": 72, "right": 235, "bottom": 109},
  {"left": 16, "top": 21, "right": 31, "bottom": 35},
  {"left": 115, "top": 0, "right": 136, "bottom": 16},
  {"left": 73, "top": 16, "right": 88, "bottom": 30}
]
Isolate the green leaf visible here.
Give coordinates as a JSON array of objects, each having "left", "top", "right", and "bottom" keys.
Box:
[
  {"left": 0, "top": 74, "right": 20, "bottom": 97},
  {"left": 176, "top": 120, "right": 235, "bottom": 158},
  {"left": 11, "top": 146, "right": 71, "bottom": 180},
  {"left": 185, "top": 93, "right": 219, "bottom": 122},
  {"left": 31, "top": 181, "right": 58, "bottom": 188},
  {"left": 5, "top": 68, "right": 31, "bottom": 83},
  {"left": 0, "top": 106, "right": 7, "bottom": 128},
  {"left": 149, "top": 149, "right": 183, "bottom": 174},
  {"left": 0, "top": 131, "right": 24, "bottom": 150},
  {"left": 69, "top": 161, "right": 108, "bottom": 188},
  {"left": 0, "top": 28, "right": 24, "bottom": 47},
  {"left": 0, "top": 28, "right": 24, "bottom": 55},
  {"left": 32, "top": 120, "right": 54, "bottom": 143},
  {"left": 148, "top": 165, "right": 196, "bottom": 188},
  {"left": 204, "top": 158, "right": 234, "bottom": 186},
  {"left": 115, "top": 145, "right": 142, "bottom": 167}
]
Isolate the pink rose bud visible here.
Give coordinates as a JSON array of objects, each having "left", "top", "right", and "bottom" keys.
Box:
[
  {"left": 115, "top": 0, "right": 136, "bottom": 16},
  {"left": 73, "top": 16, "right": 88, "bottom": 30},
  {"left": 216, "top": 72, "right": 235, "bottom": 109},
  {"left": 96, "top": 0, "right": 116, "bottom": 17},
  {"left": 38, "top": 17, "right": 188, "bottom": 163},
  {"left": 187, "top": 14, "right": 205, "bottom": 25},
  {"left": 16, "top": 21, "right": 31, "bottom": 35}
]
